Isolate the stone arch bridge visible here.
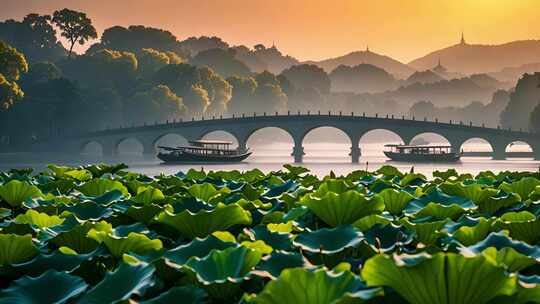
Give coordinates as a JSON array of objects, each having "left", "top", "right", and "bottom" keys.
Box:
[{"left": 36, "top": 112, "right": 540, "bottom": 162}]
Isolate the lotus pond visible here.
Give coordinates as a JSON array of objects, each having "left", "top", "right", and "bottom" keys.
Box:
[{"left": 1, "top": 164, "right": 540, "bottom": 303}]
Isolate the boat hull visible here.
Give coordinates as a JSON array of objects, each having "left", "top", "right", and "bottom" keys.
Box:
[
  {"left": 157, "top": 151, "right": 252, "bottom": 163},
  {"left": 384, "top": 151, "right": 461, "bottom": 162}
]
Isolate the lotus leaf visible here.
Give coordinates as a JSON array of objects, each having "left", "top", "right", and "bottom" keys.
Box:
[
  {"left": 253, "top": 267, "right": 380, "bottom": 304},
  {"left": 362, "top": 252, "right": 515, "bottom": 304},
  {"left": 78, "top": 178, "right": 129, "bottom": 197},
  {"left": 14, "top": 210, "right": 65, "bottom": 228},
  {"left": 293, "top": 225, "right": 364, "bottom": 254},
  {"left": 155, "top": 203, "right": 252, "bottom": 238},
  {"left": 256, "top": 251, "right": 309, "bottom": 279},
  {"left": 0, "top": 180, "right": 43, "bottom": 207},
  {"left": 0, "top": 270, "right": 88, "bottom": 304},
  {"left": 499, "top": 177, "right": 540, "bottom": 201},
  {"left": 0, "top": 234, "right": 38, "bottom": 265},
  {"left": 132, "top": 186, "right": 165, "bottom": 204},
  {"left": 87, "top": 230, "right": 162, "bottom": 258},
  {"left": 301, "top": 190, "right": 384, "bottom": 226},
  {"left": 497, "top": 211, "right": 540, "bottom": 244},
  {"left": 379, "top": 188, "right": 414, "bottom": 215},
  {"left": 140, "top": 286, "right": 208, "bottom": 304},
  {"left": 78, "top": 262, "right": 155, "bottom": 304},
  {"left": 163, "top": 235, "right": 237, "bottom": 266}
]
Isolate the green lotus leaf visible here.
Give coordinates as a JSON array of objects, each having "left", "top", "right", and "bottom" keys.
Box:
[
  {"left": 60, "top": 201, "right": 113, "bottom": 220},
  {"left": 50, "top": 221, "right": 111, "bottom": 253},
  {"left": 267, "top": 221, "right": 294, "bottom": 233},
  {"left": 211, "top": 231, "right": 237, "bottom": 242},
  {"left": 155, "top": 203, "right": 252, "bottom": 238},
  {"left": 241, "top": 240, "right": 273, "bottom": 255},
  {"left": 362, "top": 252, "right": 516, "bottom": 304},
  {"left": 0, "top": 234, "right": 38, "bottom": 265},
  {"left": 441, "top": 182, "right": 520, "bottom": 214},
  {"left": 184, "top": 246, "right": 262, "bottom": 285},
  {"left": 249, "top": 225, "right": 294, "bottom": 251},
  {"left": 493, "top": 275, "right": 540, "bottom": 304},
  {"left": 531, "top": 186, "right": 540, "bottom": 201},
  {"left": 283, "top": 164, "right": 310, "bottom": 176},
  {"left": 0, "top": 180, "right": 43, "bottom": 207},
  {"left": 448, "top": 217, "right": 494, "bottom": 246},
  {"left": 352, "top": 214, "right": 392, "bottom": 231},
  {"left": 125, "top": 203, "right": 167, "bottom": 224},
  {"left": 255, "top": 251, "right": 309, "bottom": 279},
  {"left": 401, "top": 217, "right": 447, "bottom": 245},
  {"left": 140, "top": 285, "right": 208, "bottom": 304},
  {"left": 163, "top": 235, "right": 237, "bottom": 267},
  {"left": 131, "top": 186, "right": 165, "bottom": 204},
  {"left": 78, "top": 178, "right": 129, "bottom": 197},
  {"left": 463, "top": 232, "right": 540, "bottom": 272},
  {"left": 497, "top": 211, "right": 540, "bottom": 244},
  {"left": 78, "top": 262, "right": 155, "bottom": 304},
  {"left": 0, "top": 270, "right": 88, "bottom": 304},
  {"left": 379, "top": 188, "right": 414, "bottom": 215},
  {"left": 363, "top": 223, "right": 415, "bottom": 253},
  {"left": 47, "top": 164, "right": 92, "bottom": 182},
  {"left": 313, "top": 179, "right": 355, "bottom": 196},
  {"left": 293, "top": 225, "right": 364, "bottom": 254},
  {"left": 0, "top": 207, "right": 12, "bottom": 219},
  {"left": 83, "top": 163, "right": 128, "bottom": 177},
  {"left": 236, "top": 198, "right": 273, "bottom": 210},
  {"left": 14, "top": 210, "right": 65, "bottom": 228},
  {"left": 433, "top": 169, "right": 459, "bottom": 180},
  {"left": 8, "top": 248, "right": 103, "bottom": 276},
  {"left": 301, "top": 190, "right": 384, "bottom": 227},
  {"left": 377, "top": 165, "right": 403, "bottom": 178},
  {"left": 253, "top": 267, "right": 380, "bottom": 304},
  {"left": 404, "top": 188, "right": 476, "bottom": 220},
  {"left": 499, "top": 177, "right": 540, "bottom": 201},
  {"left": 87, "top": 230, "right": 163, "bottom": 258},
  {"left": 400, "top": 173, "right": 427, "bottom": 187},
  {"left": 187, "top": 183, "right": 230, "bottom": 203}
]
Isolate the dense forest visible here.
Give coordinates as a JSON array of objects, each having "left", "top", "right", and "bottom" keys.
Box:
[{"left": 0, "top": 9, "right": 539, "bottom": 150}]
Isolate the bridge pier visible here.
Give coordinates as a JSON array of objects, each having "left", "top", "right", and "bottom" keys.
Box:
[
  {"left": 492, "top": 145, "right": 507, "bottom": 160},
  {"left": 351, "top": 146, "right": 361, "bottom": 163},
  {"left": 101, "top": 141, "right": 117, "bottom": 158},
  {"left": 292, "top": 145, "right": 304, "bottom": 163}
]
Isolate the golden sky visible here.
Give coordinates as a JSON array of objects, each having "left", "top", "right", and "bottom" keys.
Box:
[{"left": 2, "top": 0, "right": 540, "bottom": 62}]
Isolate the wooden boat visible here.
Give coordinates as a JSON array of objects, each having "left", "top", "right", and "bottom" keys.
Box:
[
  {"left": 157, "top": 140, "right": 252, "bottom": 163},
  {"left": 384, "top": 144, "right": 461, "bottom": 162}
]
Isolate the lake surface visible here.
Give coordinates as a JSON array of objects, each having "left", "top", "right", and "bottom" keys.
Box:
[{"left": 1, "top": 142, "right": 538, "bottom": 177}]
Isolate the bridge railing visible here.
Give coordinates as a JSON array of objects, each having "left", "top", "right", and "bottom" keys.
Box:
[{"left": 57, "top": 110, "right": 536, "bottom": 139}]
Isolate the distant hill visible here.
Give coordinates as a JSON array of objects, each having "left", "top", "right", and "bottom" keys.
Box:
[
  {"left": 409, "top": 39, "right": 540, "bottom": 75},
  {"left": 403, "top": 70, "right": 445, "bottom": 86},
  {"left": 329, "top": 64, "right": 398, "bottom": 93},
  {"left": 305, "top": 50, "right": 416, "bottom": 79},
  {"left": 489, "top": 62, "right": 540, "bottom": 84}
]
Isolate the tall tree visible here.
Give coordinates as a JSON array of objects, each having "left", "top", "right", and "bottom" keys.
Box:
[
  {"left": 0, "top": 41, "right": 28, "bottom": 110},
  {"left": 52, "top": 9, "right": 97, "bottom": 57}
]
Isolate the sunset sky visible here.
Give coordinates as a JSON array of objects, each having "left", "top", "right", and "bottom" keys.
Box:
[{"left": 2, "top": 0, "right": 540, "bottom": 62}]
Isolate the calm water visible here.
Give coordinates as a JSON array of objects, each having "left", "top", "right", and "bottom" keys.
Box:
[{"left": 1, "top": 142, "right": 538, "bottom": 177}]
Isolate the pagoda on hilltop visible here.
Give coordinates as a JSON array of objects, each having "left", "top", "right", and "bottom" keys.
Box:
[{"left": 432, "top": 58, "right": 448, "bottom": 75}]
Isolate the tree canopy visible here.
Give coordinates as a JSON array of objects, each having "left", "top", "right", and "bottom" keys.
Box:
[
  {"left": 280, "top": 64, "right": 331, "bottom": 95},
  {"left": 0, "top": 41, "right": 28, "bottom": 110},
  {"left": 500, "top": 73, "right": 540, "bottom": 131},
  {"left": 52, "top": 9, "right": 97, "bottom": 57},
  {"left": 189, "top": 48, "right": 252, "bottom": 78}
]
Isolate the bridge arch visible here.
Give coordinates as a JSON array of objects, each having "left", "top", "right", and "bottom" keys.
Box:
[
  {"left": 410, "top": 132, "right": 452, "bottom": 146},
  {"left": 245, "top": 127, "right": 294, "bottom": 162},
  {"left": 153, "top": 133, "right": 189, "bottom": 152},
  {"left": 359, "top": 129, "right": 405, "bottom": 158},
  {"left": 200, "top": 130, "right": 240, "bottom": 149},
  {"left": 81, "top": 140, "right": 103, "bottom": 156},
  {"left": 459, "top": 137, "right": 494, "bottom": 159},
  {"left": 115, "top": 137, "right": 144, "bottom": 157},
  {"left": 301, "top": 126, "right": 352, "bottom": 163},
  {"left": 505, "top": 140, "right": 535, "bottom": 159}
]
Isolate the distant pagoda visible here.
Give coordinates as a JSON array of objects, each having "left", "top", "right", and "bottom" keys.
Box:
[{"left": 432, "top": 58, "right": 448, "bottom": 75}]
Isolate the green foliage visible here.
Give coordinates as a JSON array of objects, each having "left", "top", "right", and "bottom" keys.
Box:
[
  {"left": 0, "top": 180, "right": 42, "bottom": 207},
  {"left": 52, "top": 8, "right": 97, "bottom": 56},
  {"left": 1, "top": 165, "right": 540, "bottom": 302}
]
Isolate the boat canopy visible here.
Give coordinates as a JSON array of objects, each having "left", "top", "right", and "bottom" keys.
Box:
[{"left": 384, "top": 144, "right": 455, "bottom": 154}]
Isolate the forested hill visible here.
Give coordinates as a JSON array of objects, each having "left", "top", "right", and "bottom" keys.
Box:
[
  {"left": 409, "top": 40, "right": 540, "bottom": 75},
  {"left": 304, "top": 50, "right": 416, "bottom": 79}
]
